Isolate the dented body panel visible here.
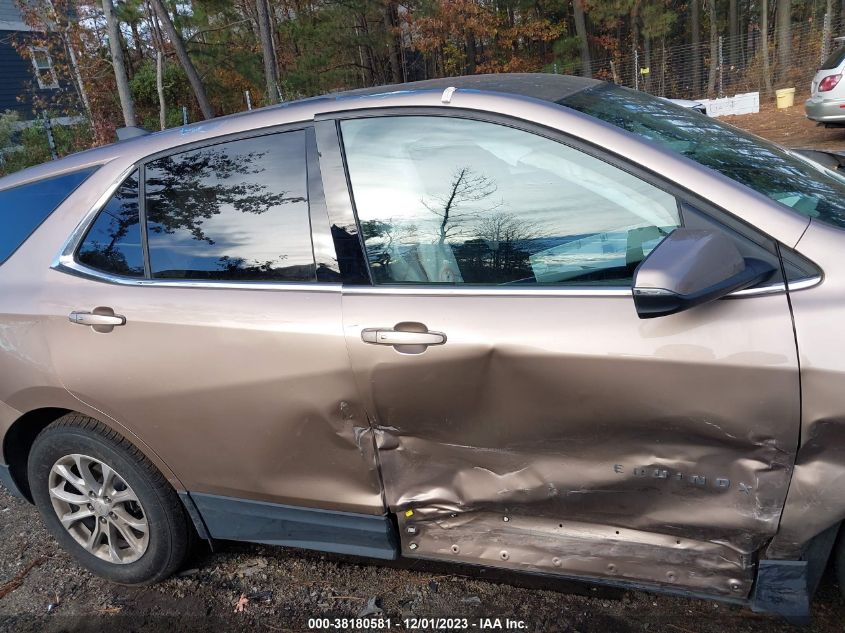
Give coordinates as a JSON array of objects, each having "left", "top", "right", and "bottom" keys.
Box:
[
  {"left": 767, "top": 220, "right": 845, "bottom": 559},
  {"left": 341, "top": 290, "right": 799, "bottom": 595}
]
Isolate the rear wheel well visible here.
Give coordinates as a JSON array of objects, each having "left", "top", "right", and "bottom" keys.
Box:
[{"left": 3, "top": 408, "right": 71, "bottom": 501}]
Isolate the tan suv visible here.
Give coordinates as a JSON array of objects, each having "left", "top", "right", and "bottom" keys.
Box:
[{"left": 0, "top": 74, "right": 843, "bottom": 622}]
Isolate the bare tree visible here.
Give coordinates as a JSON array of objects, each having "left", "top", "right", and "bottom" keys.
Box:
[
  {"left": 149, "top": 0, "right": 214, "bottom": 119},
  {"left": 256, "top": 0, "right": 279, "bottom": 104},
  {"left": 573, "top": 0, "right": 591, "bottom": 78},
  {"left": 728, "top": 0, "right": 738, "bottom": 67},
  {"left": 761, "top": 0, "right": 774, "bottom": 94},
  {"left": 690, "top": 0, "right": 701, "bottom": 94},
  {"left": 706, "top": 0, "right": 718, "bottom": 96},
  {"left": 156, "top": 50, "right": 166, "bottom": 130},
  {"left": 776, "top": 0, "right": 791, "bottom": 85},
  {"left": 423, "top": 168, "right": 498, "bottom": 246},
  {"left": 101, "top": 0, "right": 135, "bottom": 127},
  {"left": 475, "top": 212, "right": 540, "bottom": 274},
  {"left": 383, "top": 1, "right": 403, "bottom": 82}
]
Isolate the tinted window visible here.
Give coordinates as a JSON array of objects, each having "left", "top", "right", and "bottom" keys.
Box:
[
  {"left": 0, "top": 167, "right": 96, "bottom": 265},
  {"left": 145, "top": 131, "right": 315, "bottom": 281},
  {"left": 77, "top": 171, "right": 144, "bottom": 277},
  {"left": 342, "top": 116, "right": 680, "bottom": 286},
  {"left": 821, "top": 46, "right": 845, "bottom": 70},
  {"left": 559, "top": 83, "right": 845, "bottom": 230}
]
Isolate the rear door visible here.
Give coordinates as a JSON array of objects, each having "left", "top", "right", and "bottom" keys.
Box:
[
  {"left": 319, "top": 112, "right": 800, "bottom": 596},
  {"left": 45, "top": 127, "right": 385, "bottom": 525}
]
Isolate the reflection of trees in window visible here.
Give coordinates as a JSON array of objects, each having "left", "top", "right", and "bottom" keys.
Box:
[
  {"left": 77, "top": 173, "right": 143, "bottom": 277},
  {"left": 145, "top": 146, "right": 306, "bottom": 245},
  {"left": 422, "top": 167, "right": 499, "bottom": 246},
  {"left": 362, "top": 167, "right": 551, "bottom": 284}
]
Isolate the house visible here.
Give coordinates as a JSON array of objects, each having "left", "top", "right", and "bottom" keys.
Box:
[{"left": 0, "top": 0, "right": 64, "bottom": 120}]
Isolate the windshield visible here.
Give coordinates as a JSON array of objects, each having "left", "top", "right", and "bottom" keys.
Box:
[{"left": 558, "top": 83, "right": 845, "bottom": 229}]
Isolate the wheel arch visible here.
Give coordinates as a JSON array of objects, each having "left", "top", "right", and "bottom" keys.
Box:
[{"left": 2, "top": 406, "right": 185, "bottom": 503}]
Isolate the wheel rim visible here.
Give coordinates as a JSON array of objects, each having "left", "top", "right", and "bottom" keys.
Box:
[{"left": 48, "top": 454, "right": 149, "bottom": 564}]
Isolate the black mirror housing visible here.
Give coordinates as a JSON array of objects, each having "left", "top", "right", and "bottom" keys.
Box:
[{"left": 632, "top": 228, "right": 776, "bottom": 319}]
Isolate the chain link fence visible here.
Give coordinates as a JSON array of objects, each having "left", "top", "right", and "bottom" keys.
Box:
[{"left": 568, "top": 14, "right": 843, "bottom": 101}]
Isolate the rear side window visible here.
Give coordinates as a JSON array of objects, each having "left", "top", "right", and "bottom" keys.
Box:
[
  {"left": 821, "top": 46, "right": 845, "bottom": 70},
  {"left": 144, "top": 130, "right": 315, "bottom": 282},
  {"left": 77, "top": 171, "right": 143, "bottom": 277},
  {"left": 0, "top": 167, "right": 96, "bottom": 265}
]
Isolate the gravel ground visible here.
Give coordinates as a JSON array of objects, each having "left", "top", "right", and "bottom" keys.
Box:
[
  {"left": 0, "top": 486, "right": 843, "bottom": 633},
  {"left": 723, "top": 94, "right": 845, "bottom": 151}
]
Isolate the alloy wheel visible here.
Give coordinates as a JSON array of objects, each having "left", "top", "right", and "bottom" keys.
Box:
[{"left": 47, "top": 453, "right": 149, "bottom": 564}]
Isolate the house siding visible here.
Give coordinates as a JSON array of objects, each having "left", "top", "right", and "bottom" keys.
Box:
[{"left": 0, "top": 29, "right": 39, "bottom": 117}]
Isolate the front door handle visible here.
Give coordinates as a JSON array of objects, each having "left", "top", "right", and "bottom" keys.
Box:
[
  {"left": 69, "top": 308, "right": 126, "bottom": 333},
  {"left": 361, "top": 323, "right": 446, "bottom": 354},
  {"left": 361, "top": 329, "right": 446, "bottom": 346}
]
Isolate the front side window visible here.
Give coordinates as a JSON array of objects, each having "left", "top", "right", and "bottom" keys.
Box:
[
  {"left": 144, "top": 130, "right": 315, "bottom": 282},
  {"left": 0, "top": 167, "right": 96, "bottom": 265},
  {"left": 342, "top": 116, "right": 680, "bottom": 286},
  {"left": 77, "top": 170, "right": 143, "bottom": 277}
]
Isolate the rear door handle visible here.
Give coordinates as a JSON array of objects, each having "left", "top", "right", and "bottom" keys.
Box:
[
  {"left": 69, "top": 309, "right": 126, "bottom": 333},
  {"left": 361, "top": 329, "right": 446, "bottom": 346}
]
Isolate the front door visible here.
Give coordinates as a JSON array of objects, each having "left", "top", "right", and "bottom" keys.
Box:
[{"left": 328, "top": 113, "right": 800, "bottom": 596}]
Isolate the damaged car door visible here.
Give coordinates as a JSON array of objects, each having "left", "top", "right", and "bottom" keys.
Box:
[{"left": 325, "top": 113, "right": 800, "bottom": 597}]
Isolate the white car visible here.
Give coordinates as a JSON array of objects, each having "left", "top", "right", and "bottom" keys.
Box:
[{"left": 806, "top": 41, "right": 845, "bottom": 124}]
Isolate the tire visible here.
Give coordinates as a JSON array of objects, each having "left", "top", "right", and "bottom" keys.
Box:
[
  {"left": 837, "top": 528, "right": 845, "bottom": 600},
  {"left": 27, "top": 413, "right": 193, "bottom": 584}
]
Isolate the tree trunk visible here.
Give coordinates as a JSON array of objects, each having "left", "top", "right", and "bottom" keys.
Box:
[
  {"left": 707, "top": 0, "right": 718, "bottom": 96},
  {"left": 383, "top": 1, "right": 403, "bottom": 83},
  {"left": 466, "top": 33, "right": 477, "bottom": 74},
  {"left": 691, "top": 0, "right": 701, "bottom": 95},
  {"left": 573, "top": 0, "right": 591, "bottom": 77},
  {"left": 156, "top": 50, "right": 166, "bottom": 130},
  {"left": 101, "top": 0, "right": 136, "bottom": 127},
  {"left": 729, "top": 0, "right": 738, "bottom": 66},
  {"left": 149, "top": 0, "right": 214, "bottom": 119},
  {"left": 761, "top": 0, "right": 774, "bottom": 94},
  {"left": 776, "top": 0, "right": 790, "bottom": 85},
  {"left": 256, "top": 0, "right": 279, "bottom": 104}
]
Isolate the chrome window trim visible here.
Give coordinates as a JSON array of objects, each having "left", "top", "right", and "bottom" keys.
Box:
[
  {"left": 341, "top": 278, "right": 820, "bottom": 298},
  {"left": 51, "top": 163, "right": 137, "bottom": 273},
  {"left": 50, "top": 136, "right": 822, "bottom": 298},
  {"left": 52, "top": 258, "right": 341, "bottom": 292}
]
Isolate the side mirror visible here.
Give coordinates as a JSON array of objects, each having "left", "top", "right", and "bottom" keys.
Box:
[{"left": 632, "top": 228, "right": 776, "bottom": 319}]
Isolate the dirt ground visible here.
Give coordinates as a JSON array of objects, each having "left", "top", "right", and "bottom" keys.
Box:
[
  {"left": 723, "top": 95, "right": 845, "bottom": 151},
  {"left": 1, "top": 486, "right": 844, "bottom": 633},
  {"left": 3, "top": 104, "right": 845, "bottom": 633}
]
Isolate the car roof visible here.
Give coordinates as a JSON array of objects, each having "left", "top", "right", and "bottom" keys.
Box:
[
  {"left": 0, "top": 73, "right": 602, "bottom": 191},
  {"left": 321, "top": 73, "right": 601, "bottom": 103}
]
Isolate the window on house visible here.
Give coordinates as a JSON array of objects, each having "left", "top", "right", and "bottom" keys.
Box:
[{"left": 30, "top": 47, "right": 58, "bottom": 90}]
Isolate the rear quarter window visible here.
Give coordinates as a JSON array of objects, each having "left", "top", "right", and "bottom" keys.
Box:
[
  {"left": 0, "top": 167, "right": 97, "bottom": 265},
  {"left": 821, "top": 46, "right": 845, "bottom": 70}
]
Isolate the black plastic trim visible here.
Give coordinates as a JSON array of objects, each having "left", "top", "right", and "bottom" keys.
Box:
[
  {"left": 178, "top": 491, "right": 211, "bottom": 541},
  {"left": 190, "top": 492, "right": 398, "bottom": 560}
]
